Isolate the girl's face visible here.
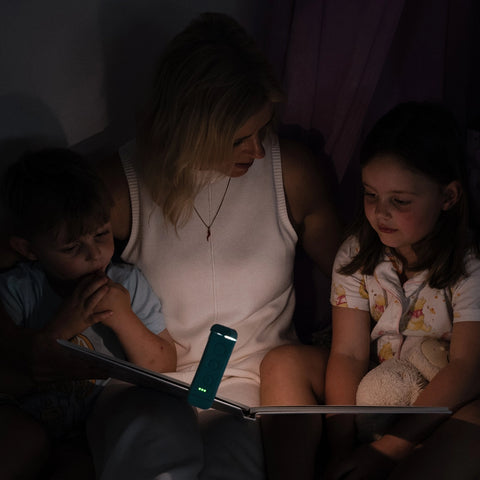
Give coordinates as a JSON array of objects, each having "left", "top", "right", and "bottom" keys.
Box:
[
  {"left": 220, "top": 103, "right": 274, "bottom": 177},
  {"left": 362, "top": 154, "right": 455, "bottom": 266}
]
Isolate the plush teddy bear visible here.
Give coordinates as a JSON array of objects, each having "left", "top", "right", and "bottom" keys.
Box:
[{"left": 355, "top": 337, "right": 449, "bottom": 441}]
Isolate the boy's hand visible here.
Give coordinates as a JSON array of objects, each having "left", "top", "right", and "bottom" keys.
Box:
[
  {"left": 46, "top": 272, "right": 113, "bottom": 340},
  {"left": 93, "top": 279, "right": 132, "bottom": 329},
  {"left": 0, "top": 301, "right": 108, "bottom": 386}
]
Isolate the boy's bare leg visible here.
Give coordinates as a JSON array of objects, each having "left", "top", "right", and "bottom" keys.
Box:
[
  {"left": 259, "top": 345, "right": 328, "bottom": 480},
  {"left": 47, "top": 433, "right": 95, "bottom": 480},
  {"left": 0, "top": 402, "right": 50, "bottom": 478}
]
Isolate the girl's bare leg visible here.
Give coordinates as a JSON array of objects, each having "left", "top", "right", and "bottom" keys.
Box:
[{"left": 389, "top": 398, "right": 480, "bottom": 479}]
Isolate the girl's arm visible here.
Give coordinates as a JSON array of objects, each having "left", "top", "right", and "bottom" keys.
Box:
[
  {"left": 325, "top": 306, "right": 371, "bottom": 456},
  {"left": 371, "top": 320, "right": 480, "bottom": 462}
]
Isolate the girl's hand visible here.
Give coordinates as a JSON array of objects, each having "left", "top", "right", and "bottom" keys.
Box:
[
  {"left": 323, "top": 449, "right": 353, "bottom": 480},
  {"left": 46, "top": 272, "right": 112, "bottom": 340},
  {"left": 324, "top": 443, "right": 397, "bottom": 480}
]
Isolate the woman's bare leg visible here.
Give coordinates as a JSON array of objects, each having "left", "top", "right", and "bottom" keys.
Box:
[{"left": 260, "top": 344, "right": 328, "bottom": 480}]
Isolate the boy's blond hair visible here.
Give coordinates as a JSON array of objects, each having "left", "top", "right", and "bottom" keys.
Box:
[{"left": 3, "top": 148, "right": 113, "bottom": 242}]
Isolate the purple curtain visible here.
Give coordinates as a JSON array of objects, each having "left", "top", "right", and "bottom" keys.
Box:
[
  {"left": 264, "top": 0, "right": 479, "bottom": 184},
  {"left": 263, "top": 0, "right": 479, "bottom": 338}
]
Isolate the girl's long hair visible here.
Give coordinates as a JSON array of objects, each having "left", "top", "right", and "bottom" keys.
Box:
[
  {"left": 137, "top": 12, "right": 285, "bottom": 228},
  {"left": 340, "top": 101, "right": 478, "bottom": 289}
]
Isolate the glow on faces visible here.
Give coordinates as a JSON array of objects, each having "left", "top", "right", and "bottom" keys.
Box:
[
  {"left": 221, "top": 103, "right": 274, "bottom": 177},
  {"left": 362, "top": 154, "right": 454, "bottom": 266},
  {"left": 28, "top": 222, "right": 115, "bottom": 282}
]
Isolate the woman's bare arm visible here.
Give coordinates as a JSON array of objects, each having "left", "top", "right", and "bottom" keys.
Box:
[{"left": 281, "top": 138, "right": 342, "bottom": 277}]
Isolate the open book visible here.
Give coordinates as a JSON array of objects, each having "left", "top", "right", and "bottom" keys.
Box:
[{"left": 57, "top": 340, "right": 451, "bottom": 420}]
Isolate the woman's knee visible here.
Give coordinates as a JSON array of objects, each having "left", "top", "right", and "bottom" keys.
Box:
[
  {"left": 260, "top": 344, "right": 328, "bottom": 404},
  {"left": 260, "top": 344, "right": 305, "bottom": 378},
  {"left": 260, "top": 344, "right": 327, "bottom": 380}
]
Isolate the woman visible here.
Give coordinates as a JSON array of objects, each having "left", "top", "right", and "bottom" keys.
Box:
[{"left": 1, "top": 12, "right": 341, "bottom": 479}]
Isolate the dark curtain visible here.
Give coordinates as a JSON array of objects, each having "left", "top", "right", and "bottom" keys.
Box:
[
  {"left": 265, "top": 0, "right": 479, "bottom": 196},
  {"left": 262, "top": 0, "right": 480, "bottom": 339}
]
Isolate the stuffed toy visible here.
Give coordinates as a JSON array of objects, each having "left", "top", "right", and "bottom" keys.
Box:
[{"left": 355, "top": 337, "right": 449, "bottom": 441}]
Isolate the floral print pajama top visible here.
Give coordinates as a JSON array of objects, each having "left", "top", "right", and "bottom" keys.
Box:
[{"left": 330, "top": 236, "right": 480, "bottom": 362}]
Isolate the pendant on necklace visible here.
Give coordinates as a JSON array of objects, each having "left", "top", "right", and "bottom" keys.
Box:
[{"left": 193, "top": 177, "right": 232, "bottom": 242}]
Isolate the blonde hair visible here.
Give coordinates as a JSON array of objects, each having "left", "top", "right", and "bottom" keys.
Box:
[{"left": 137, "top": 12, "right": 285, "bottom": 227}]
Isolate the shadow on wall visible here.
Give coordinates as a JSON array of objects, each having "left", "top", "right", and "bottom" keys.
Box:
[
  {"left": 71, "top": 0, "right": 186, "bottom": 156},
  {"left": 0, "top": 93, "right": 68, "bottom": 240},
  {"left": 97, "top": 0, "right": 174, "bottom": 148},
  {"left": 0, "top": 93, "right": 67, "bottom": 173},
  {"left": 97, "top": 0, "right": 270, "bottom": 151}
]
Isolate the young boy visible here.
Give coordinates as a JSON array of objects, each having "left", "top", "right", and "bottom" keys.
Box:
[{"left": 0, "top": 148, "right": 176, "bottom": 479}]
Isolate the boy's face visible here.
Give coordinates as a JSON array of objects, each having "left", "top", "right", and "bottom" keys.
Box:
[{"left": 28, "top": 222, "right": 115, "bottom": 282}]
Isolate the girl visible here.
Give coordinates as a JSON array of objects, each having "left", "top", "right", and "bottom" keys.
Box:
[
  {"left": 260, "top": 101, "right": 480, "bottom": 479},
  {"left": 324, "top": 101, "right": 480, "bottom": 479}
]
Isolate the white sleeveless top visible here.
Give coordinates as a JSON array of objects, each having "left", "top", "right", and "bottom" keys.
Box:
[{"left": 120, "top": 133, "right": 298, "bottom": 405}]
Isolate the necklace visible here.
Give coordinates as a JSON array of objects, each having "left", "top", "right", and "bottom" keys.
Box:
[{"left": 193, "top": 177, "right": 231, "bottom": 241}]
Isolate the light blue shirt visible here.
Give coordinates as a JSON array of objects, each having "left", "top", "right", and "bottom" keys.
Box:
[
  {"left": 0, "top": 261, "right": 166, "bottom": 378},
  {"left": 0, "top": 261, "right": 167, "bottom": 438}
]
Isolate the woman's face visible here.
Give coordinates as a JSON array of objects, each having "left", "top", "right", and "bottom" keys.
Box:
[{"left": 221, "top": 103, "right": 274, "bottom": 177}]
